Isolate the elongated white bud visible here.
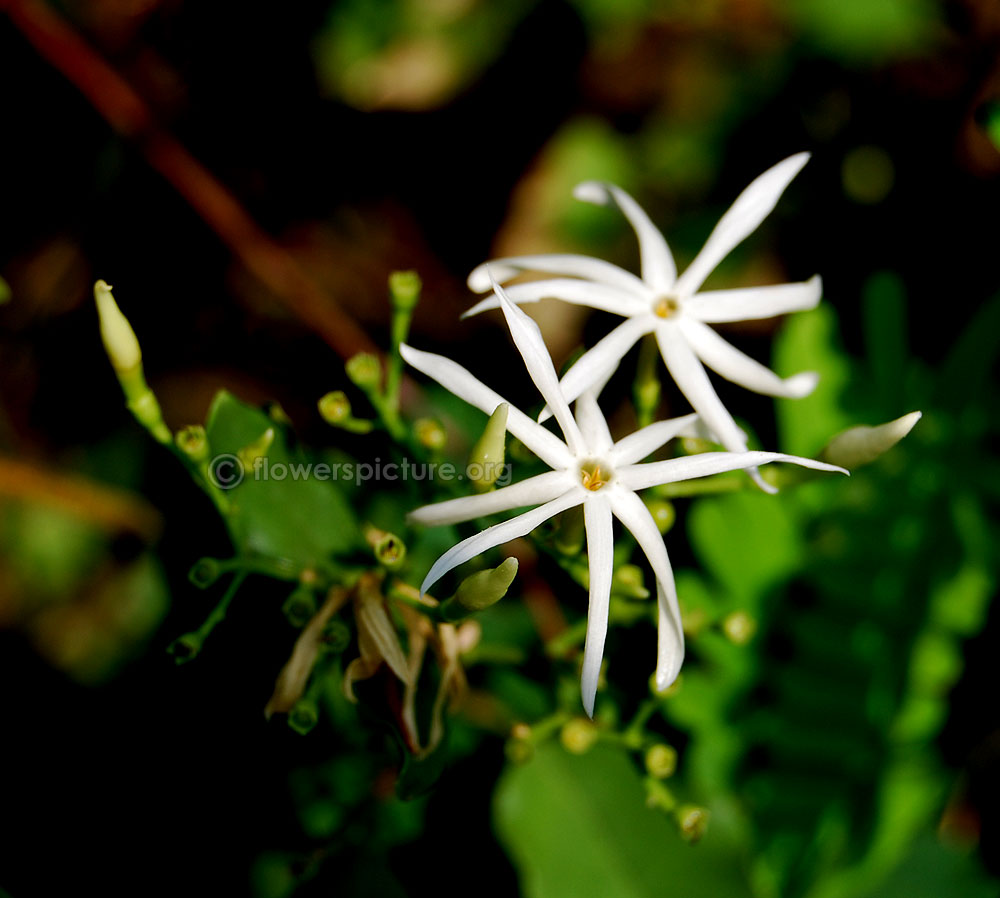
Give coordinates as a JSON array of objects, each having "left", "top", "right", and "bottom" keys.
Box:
[{"left": 94, "top": 280, "right": 141, "bottom": 373}]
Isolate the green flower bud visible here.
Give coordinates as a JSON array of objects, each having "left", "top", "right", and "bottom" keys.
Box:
[
  {"left": 176, "top": 425, "right": 209, "bottom": 463},
  {"left": 321, "top": 619, "right": 351, "bottom": 653},
  {"left": 188, "top": 557, "right": 225, "bottom": 589},
  {"left": 94, "top": 280, "right": 141, "bottom": 375},
  {"left": 613, "top": 564, "right": 649, "bottom": 599},
  {"left": 645, "top": 498, "right": 676, "bottom": 534},
  {"left": 645, "top": 743, "right": 678, "bottom": 779},
  {"left": 167, "top": 632, "right": 202, "bottom": 664},
  {"left": 265, "top": 401, "right": 292, "bottom": 426},
  {"left": 414, "top": 417, "right": 447, "bottom": 451},
  {"left": 676, "top": 805, "right": 709, "bottom": 843},
  {"left": 722, "top": 610, "right": 757, "bottom": 645},
  {"left": 821, "top": 411, "right": 922, "bottom": 470},
  {"left": 282, "top": 588, "right": 318, "bottom": 628},
  {"left": 345, "top": 353, "right": 382, "bottom": 391},
  {"left": 560, "top": 718, "right": 599, "bottom": 754},
  {"left": 388, "top": 270, "right": 422, "bottom": 311},
  {"left": 288, "top": 696, "right": 319, "bottom": 735},
  {"left": 442, "top": 557, "right": 518, "bottom": 620},
  {"left": 318, "top": 390, "right": 351, "bottom": 424},
  {"left": 374, "top": 531, "right": 407, "bottom": 570},
  {"left": 505, "top": 735, "right": 534, "bottom": 764},
  {"left": 468, "top": 403, "right": 508, "bottom": 493}
]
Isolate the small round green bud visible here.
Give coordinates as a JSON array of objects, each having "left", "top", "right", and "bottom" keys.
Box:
[
  {"left": 645, "top": 743, "right": 678, "bottom": 779},
  {"left": 167, "top": 632, "right": 202, "bottom": 664},
  {"left": 321, "top": 619, "right": 351, "bottom": 653},
  {"left": 288, "top": 697, "right": 319, "bottom": 735},
  {"left": 682, "top": 607, "right": 709, "bottom": 637},
  {"left": 345, "top": 353, "right": 382, "bottom": 390},
  {"left": 676, "top": 805, "right": 709, "bottom": 843},
  {"left": 188, "top": 557, "right": 224, "bottom": 589},
  {"left": 282, "top": 588, "right": 317, "bottom": 628},
  {"left": 318, "top": 390, "right": 352, "bottom": 424},
  {"left": 613, "top": 564, "right": 648, "bottom": 599},
  {"left": 374, "top": 532, "right": 407, "bottom": 570},
  {"left": 443, "top": 557, "right": 518, "bottom": 619},
  {"left": 176, "top": 425, "right": 209, "bottom": 463},
  {"left": 388, "top": 270, "right": 422, "bottom": 310},
  {"left": 265, "top": 401, "right": 292, "bottom": 426},
  {"left": 414, "top": 417, "right": 447, "bottom": 451},
  {"left": 560, "top": 718, "right": 599, "bottom": 755},
  {"left": 645, "top": 499, "right": 676, "bottom": 534},
  {"left": 722, "top": 610, "right": 757, "bottom": 645}
]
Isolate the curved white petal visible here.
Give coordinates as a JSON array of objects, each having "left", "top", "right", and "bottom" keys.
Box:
[
  {"left": 609, "top": 413, "right": 698, "bottom": 466},
  {"left": 688, "top": 275, "right": 822, "bottom": 323},
  {"left": 654, "top": 324, "right": 747, "bottom": 453},
  {"left": 674, "top": 153, "right": 810, "bottom": 298},
  {"left": 609, "top": 490, "right": 683, "bottom": 691},
  {"left": 495, "top": 284, "right": 585, "bottom": 455},
  {"left": 462, "top": 278, "right": 647, "bottom": 319},
  {"left": 468, "top": 255, "right": 645, "bottom": 295},
  {"left": 538, "top": 316, "right": 653, "bottom": 423},
  {"left": 400, "top": 344, "right": 571, "bottom": 469},
  {"left": 574, "top": 181, "right": 677, "bottom": 292},
  {"left": 407, "top": 470, "right": 574, "bottom": 527},
  {"left": 681, "top": 318, "right": 819, "bottom": 398},
  {"left": 419, "top": 491, "right": 581, "bottom": 596},
  {"left": 617, "top": 450, "right": 847, "bottom": 492},
  {"left": 574, "top": 390, "right": 614, "bottom": 455},
  {"left": 581, "top": 494, "right": 614, "bottom": 718}
]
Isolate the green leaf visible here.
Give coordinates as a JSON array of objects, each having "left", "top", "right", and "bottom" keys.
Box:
[
  {"left": 204, "top": 391, "right": 360, "bottom": 566},
  {"left": 494, "top": 742, "right": 753, "bottom": 898}
]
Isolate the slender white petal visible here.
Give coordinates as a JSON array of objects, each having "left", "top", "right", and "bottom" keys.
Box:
[
  {"left": 538, "top": 316, "right": 653, "bottom": 423},
  {"left": 407, "top": 470, "right": 575, "bottom": 527},
  {"left": 681, "top": 318, "right": 819, "bottom": 398},
  {"left": 495, "top": 283, "right": 586, "bottom": 455},
  {"left": 617, "top": 450, "right": 847, "bottom": 492},
  {"left": 581, "top": 494, "right": 614, "bottom": 717},
  {"left": 609, "top": 413, "right": 698, "bottom": 466},
  {"left": 574, "top": 181, "right": 677, "bottom": 292},
  {"left": 674, "top": 153, "right": 810, "bottom": 298},
  {"left": 654, "top": 324, "right": 748, "bottom": 453},
  {"left": 462, "top": 278, "right": 647, "bottom": 319},
  {"left": 688, "top": 275, "right": 823, "bottom": 323},
  {"left": 574, "top": 391, "right": 614, "bottom": 455},
  {"left": 609, "top": 490, "right": 683, "bottom": 691},
  {"left": 400, "top": 343, "right": 571, "bottom": 469},
  {"left": 419, "top": 491, "right": 581, "bottom": 596},
  {"left": 468, "top": 255, "right": 646, "bottom": 295}
]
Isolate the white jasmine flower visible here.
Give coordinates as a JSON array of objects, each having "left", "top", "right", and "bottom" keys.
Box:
[
  {"left": 403, "top": 284, "right": 845, "bottom": 716},
  {"left": 466, "top": 154, "right": 822, "bottom": 493}
]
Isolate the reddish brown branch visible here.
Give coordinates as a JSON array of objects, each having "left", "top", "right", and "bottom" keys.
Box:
[{"left": 3, "top": 0, "right": 377, "bottom": 360}]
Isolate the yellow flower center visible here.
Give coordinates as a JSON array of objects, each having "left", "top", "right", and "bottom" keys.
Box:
[
  {"left": 654, "top": 296, "right": 680, "bottom": 319},
  {"left": 580, "top": 460, "right": 612, "bottom": 491}
]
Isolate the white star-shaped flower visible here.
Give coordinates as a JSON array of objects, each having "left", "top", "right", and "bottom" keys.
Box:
[
  {"left": 465, "top": 153, "right": 822, "bottom": 493},
  {"left": 402, "top": 284, "right": 844, "bottom": 716}
]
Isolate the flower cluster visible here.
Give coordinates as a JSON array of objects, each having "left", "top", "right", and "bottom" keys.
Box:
[{"left": 403, "top": 155, "right": 847, "bottom": 716}]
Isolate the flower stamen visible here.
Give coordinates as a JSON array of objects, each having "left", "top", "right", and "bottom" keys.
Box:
[
  {"left": 654, "top": 296, "right": 680, "bottom": 319},
  {"left": 581, "top": 461, "right": 612, "bottom": 491}
]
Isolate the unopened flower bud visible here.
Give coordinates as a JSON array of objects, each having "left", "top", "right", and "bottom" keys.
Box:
[
  {"left": 645, "top": 498, "right": 676, "bottom": 534},
  {"left": 374, "top": 531, "right": 407, "bottom": 570},
  {"left": 560, "top": 718, "right": 599, "bottom": 754},
  {"left": 613, "top": 564, "right": 648, "bottom": 599},
  {"left": 442, "top": 557, "right": 518, "bottom": 620},
  {"left": 167, "top": 632, "right": 202, "bottom": 664},
  {"left": 676, "top": 805, "right": 709, "bottom": 843},
  {"left": 288, "top": 696, "right": 319, "bottom": 735},
  {"left": 282, "top": 588, "right": 317, "bottom": 628},
  {"left": 318, "top": 390, "right": 351, "bottom": 424},
  {"left": 821, "top": 411, "right": 922, "bottom": 470},
  {"left": 321, "top": 619, "right": 351, "bottom": 653},
  {"left": 645, "top": 743, "right": 678, "bottom": 779},
  {"left": 188, "top": 557, "right": 224, "bottom": 589},
  {"left": 345, "top": 353, "right": 382, "bottom": 391},
  {"left": 722, "top": 610, "right": 757, "bottom": 645},
  {"left": 388, "top": 270, "right": 422, "bottom": 311},
  {"left": 682, "top": 607, "right": 709, "bottom": 637},
  {"left": 468, "top": 403, "right": 508, "bottom": 493},
  {"left": 94, "top": 280, "right": 141, "bottom": 374},
  {"left": 414, "top": 417, "right": 447, "bottom": 451},
  {"left": 176, "top": 425, "right": 208, "bottom": 463},
  {"left": 505, "top": 735, "right": 534, "bottom": 764}
]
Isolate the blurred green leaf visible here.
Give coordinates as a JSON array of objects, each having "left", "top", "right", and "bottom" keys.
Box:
[{"left": 495, "top": 742, "right": 753, "bottom": 898}]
